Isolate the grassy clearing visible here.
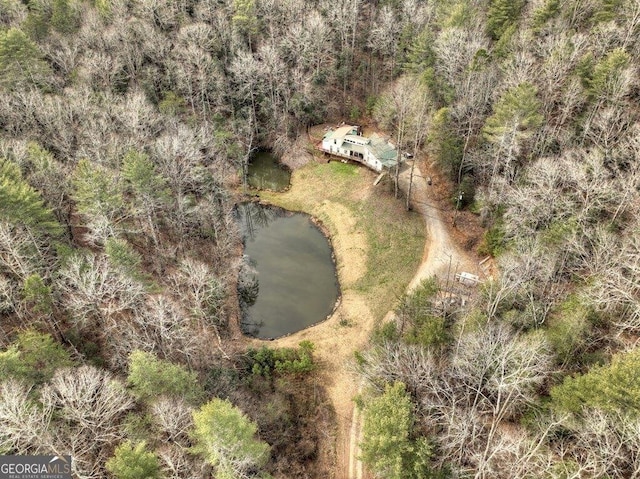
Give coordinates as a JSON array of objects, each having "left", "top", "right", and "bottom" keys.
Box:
[{"left": 258, "top": 161, "right": 424, "bottom": 319}]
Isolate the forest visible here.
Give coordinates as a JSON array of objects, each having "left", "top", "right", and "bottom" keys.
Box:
[{"left": 0, "top": 0, "right": 639, "bottom": 477}]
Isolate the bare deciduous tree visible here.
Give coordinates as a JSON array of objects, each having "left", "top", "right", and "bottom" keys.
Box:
[
  {"left": 151, "top": 396, "right": 193, "bottom": 445},
  {"left": 59, "top": 253, "right": 147, "bottom": 330},
  {"left": 41, "top": 366, "right": 134, "bottom": 478},
  {"left": 0, "top": 380, "right": 52, "bottom": 455}
]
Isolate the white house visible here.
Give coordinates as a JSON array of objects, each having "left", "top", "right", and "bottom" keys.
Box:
[{"left": 320, "top": 125, "right": 399, "bottom": 173}]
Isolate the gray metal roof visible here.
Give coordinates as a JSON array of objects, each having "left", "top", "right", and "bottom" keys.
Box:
[{"left": 369, "top": 135, "right": 398, "bottom": 164}]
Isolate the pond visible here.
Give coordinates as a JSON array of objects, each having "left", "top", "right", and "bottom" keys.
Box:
[
  {"left": 247, "top": 150, "right": 291, "bottom": 191},
  {"left": 237, "top": 203, "right": 339, "bottom": 339}
]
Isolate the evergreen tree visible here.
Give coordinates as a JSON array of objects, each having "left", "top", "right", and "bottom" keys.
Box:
[
  {"left": 191, "top": 398, "right": 270, "bottom": 479},
  {"left": 360, "top": 382, "right": 413, "bottom": 479},
  {"left": 122, "top": 150, "right": 169, "bottom": 202},
  {"left": 21, "top": 0, "right": 51, "bottom": 41},
  {"left": 483, "top": 82, "right": 544, "bottom": 136},
  {"left": 591, "top": 0, "right": 622, "bottom": 23},
  {"left": 0, "top": 331, "right": 72, "bottom": 385},
  {"left": 531, "top": 0, "right": 561, "bottom": 31},
  {"left": 22, "top": 273, "right": 53, "bottom": 315},
  {"left": 50, "top": 0, "right": 80, "bottom": 34},
  {"left": 587, "top": 48, "right": 631, "bottom": 101},
  {"left": 428, "top": 107, "right": 463, "bottom": 181},
  {"left": 438, "top": 0, "right": 474, "bottom": 28},
  {"left": 403, "top": 30, "right": 452, "bottom": 106},
  {"left": 486, "top": 0, "right": 525, "bottom": 40},
  {"left": 127, "top": 350, "right": 202, "bottom": 403},
  {"left": 105, "top": 238, "right": 148, "bottom": 284},
  {"left": 551, "top": 348, "right": 640, "bottom": 415},
  {"left": 0, "top": 28, "right": 51, "bottom": 89},
  {"left": 0, "top": 158, "right": 62, "bottom": 237},
  {"left": 106, "top": 441, "right": 161, "bottom": 479},
  {"left": 71, "top": 159, "right": 124, "bottom": 221},
  {"left": 121, "top": 150, "right": 169, "bottom": 245},
  {"left": 232, "top": 0, "right": 258, "bottom": 44},
  {"left": 483, "top": 83, "right": 543, "bottom": 184}
]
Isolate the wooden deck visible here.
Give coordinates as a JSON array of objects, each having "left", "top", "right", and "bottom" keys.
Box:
[{"left": 316, "top": 144, "right": 375, "bottom": 171}]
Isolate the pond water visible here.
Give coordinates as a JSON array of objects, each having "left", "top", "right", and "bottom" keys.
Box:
[
  {"left": 247, "top": 151, "right": 291, "bottom": 191},
  {"left": 237, "top": 203, "right": 339, "bottom": 339}
]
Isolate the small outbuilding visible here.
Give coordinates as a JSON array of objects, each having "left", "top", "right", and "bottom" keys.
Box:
[{"left": 455, "top": 272, "right": 480, "bottom": 286}]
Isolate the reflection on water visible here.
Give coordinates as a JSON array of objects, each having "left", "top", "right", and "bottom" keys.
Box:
[
  {"left": 247, "top": 151, "right": 291, "bottom": 191},
  {"left": 237, "top": 203, "right": 339, "bottom": 339},
  {"left": 237, "top": 201, "right": 279, "bottom": 241}
]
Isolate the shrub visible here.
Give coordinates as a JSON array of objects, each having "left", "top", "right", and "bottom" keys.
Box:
[{"left": 246, "top": 341, "right": 316, "bottom": 377}]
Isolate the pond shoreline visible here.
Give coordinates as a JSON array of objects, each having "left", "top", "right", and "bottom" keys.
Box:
[{"left": 236, "top": 201, "right": 341, "bottom": 340}]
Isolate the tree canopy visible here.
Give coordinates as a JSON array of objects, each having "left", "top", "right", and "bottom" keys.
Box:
[
  {"left": 127, "top": 350, "right": 202, "bottom": 403},
  {"left": 360, "top": 382, "right": 414, "bottom": 479},
  {"left": 0, "top": 28, "right": 51, "bottom": 90},
  {"left": 0, "top": 159, "right": 62, "bottom": 237},
  {"left": 551, "top": 348, "right": 640, "bottom": 416},
  {"left": 106, "top": 441, "right": 162, "bottom": 479},
  {"left": 191, "top": 398, "right": 270, "bottom": 479}
]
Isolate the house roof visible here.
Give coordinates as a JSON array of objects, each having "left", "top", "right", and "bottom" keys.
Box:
[
  {"left": 369, "top": 134, "right": 398, "bottom": 165},
  {"left": 323, "top": 125, "right": 358, "bottom": 140}
]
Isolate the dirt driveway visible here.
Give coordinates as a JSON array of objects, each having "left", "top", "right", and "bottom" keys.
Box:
[{"left": 347, "top": 163, "right": 478, "bottom": 479}]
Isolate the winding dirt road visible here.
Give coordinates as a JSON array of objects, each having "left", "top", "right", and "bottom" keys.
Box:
[
  {"left": 347, "top": 163, "right": 477, "bottom": 479},
  {"left": 270, "top": 162, "right": 477, "bottom": 479}
]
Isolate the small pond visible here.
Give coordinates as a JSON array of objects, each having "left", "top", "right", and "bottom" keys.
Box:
[
  {"left": 247, "top": 150, "right": 291, "bottom": 191},
  {"left": 237, "top": 203, "right": 339, "bottom": 339}
]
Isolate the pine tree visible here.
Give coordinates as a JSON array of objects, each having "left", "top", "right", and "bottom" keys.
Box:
[
  {"left": 51, "top": 0, "right": 81, "bottom": 34},
  {"left": 0, "top": 331, "right": 72, "bottom": 385},
  {"left": 105, "top": 238, "right": 145, "bottom": 282},
  {"left": 403, "top": 30, "right": 452, "bottom": 106},
  {"left": 439, "top": 0, "right": 474, "bottom": 28},
  {"left": 532, "top": 0, "right": 561, "bottom": 31},
  {"left": 122, "top": 150, "right": 169, "bottom": 202},
  {"left": 486, "top": 0, "right": 525, "bottom": 40},
  {"left": 0, "top": 28, "right": 52, "bottom": 89},
  {"left": 587, "top": 48, "right": 630, "bottom": 101},
  {"left": 428, "top": 107, "right": 463, "bottom": 181},
  {"left": 121, "top": 150, "right": 169, "bottom": 245},
  {"left": 22, "top": 273, "right": 53, "bottom": 315},
  {"left": 551, "top": 348, "right": 640, "bottom": 415},
  {"left": 483, "top": 82, "right": 544, "bottom": 137},
  {"left": 360, "top": 382, "right": 413, "bottom": 479},
  {"left": 232, "top": 0, "right": 258, "bottom": 45},
  {"left": 191, "top": 398, "right": 270, "bottom": 479},
  {"left": 71, "top": 159, "right": 124, "bottom": 221},
  {"left": 592, "top": 0, "right": 622, "bottom": 23},
  {"left": 0, "top": 159, "right": 62, "bottom": 237},
  {"left": 127, "top": 350, "right": 202, "bottom": 403},
  {"left": 483, "top": 83, "right": 543, "bottom": 184},
  {"left": 106, "top": 441, "right": 161, "bottom": 479}
]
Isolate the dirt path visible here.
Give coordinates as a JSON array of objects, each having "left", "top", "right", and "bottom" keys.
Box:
[
  {"left": 268, "top": 161, "right": 477, "bottom": 479},
  {"left": 346, "top": 163, "right": 478, "bottom": 479},
  {"left": 403, "top": 164, "right": 478, "bottom": 287}
]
